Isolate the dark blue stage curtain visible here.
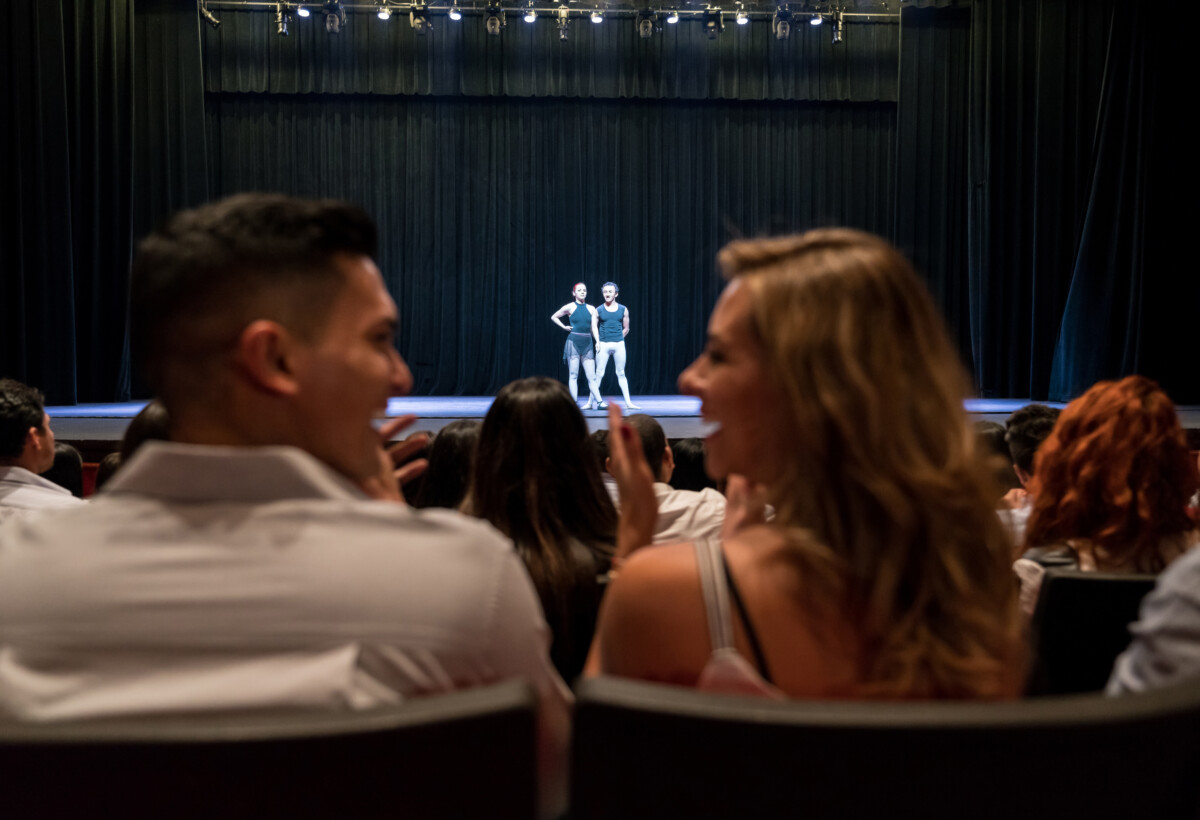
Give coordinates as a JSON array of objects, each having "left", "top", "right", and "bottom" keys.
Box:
[{"left": 2, "top": 0, "right": 1192, "bottom": 404}]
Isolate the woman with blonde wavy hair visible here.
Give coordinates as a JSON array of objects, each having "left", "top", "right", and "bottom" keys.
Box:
[{"left": 588, "top": 229, "right": 1024, "bottom": 699}]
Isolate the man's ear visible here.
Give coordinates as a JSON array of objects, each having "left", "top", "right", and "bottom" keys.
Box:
[
  {"left": 235, "top": 320, "right": 302, "bottom": 397},
  {"left": 661, "top": 444, "right": 675, "bottom": 483},
  {"left": 605, "top": 456, "right": 613, "bottom": 475}
]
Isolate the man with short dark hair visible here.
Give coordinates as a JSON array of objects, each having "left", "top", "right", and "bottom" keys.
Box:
[
  {"left": 612, "top": 414, "right": 725, "bottom": 544},
  {"left": 999, "top": 403, "right": 1061, "bottom": 546},
  {"left": 0, "top": 194, "right": 568, "bottom": 813},
  {"left": 0, "top": 378, "right": 84, "bottom": 521}
]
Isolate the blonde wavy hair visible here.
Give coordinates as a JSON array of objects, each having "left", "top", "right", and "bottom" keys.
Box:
[{"left": 719, "top": 229, "right": 1022, "bottom": 699}]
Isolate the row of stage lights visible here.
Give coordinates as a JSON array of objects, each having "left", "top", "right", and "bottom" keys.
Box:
[{"left": 201, "top": 1, "right": 850, "bottom": 41}]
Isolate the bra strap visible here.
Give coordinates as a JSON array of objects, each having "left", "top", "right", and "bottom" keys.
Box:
[{"left": 694, "top": 537, "right": 735, "bottom": 652}]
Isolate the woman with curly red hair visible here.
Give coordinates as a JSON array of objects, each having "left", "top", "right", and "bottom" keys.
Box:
[{"left": 1016, "top": 376, "right": 1200, "bottom": 612}]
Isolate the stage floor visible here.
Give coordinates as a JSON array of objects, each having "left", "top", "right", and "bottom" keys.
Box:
[{"left": 50, "top": 395, "right": 1182, "bottom": 444}]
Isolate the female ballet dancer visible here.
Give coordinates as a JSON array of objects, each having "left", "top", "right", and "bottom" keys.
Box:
[{"left": 550, "top": 283, "right": 605, "bottom": 409}]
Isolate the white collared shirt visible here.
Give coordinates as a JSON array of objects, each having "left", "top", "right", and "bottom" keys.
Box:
[
  {"left": 0, "top": 442, "right": 569, "bottom": 800},
  {"left": 0, "top": 465, "right": 85, "bottom": 524}
]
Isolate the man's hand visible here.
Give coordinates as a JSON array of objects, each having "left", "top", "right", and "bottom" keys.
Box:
[{"left": 360, "top": 415, "right": 430, "bottom": 503}]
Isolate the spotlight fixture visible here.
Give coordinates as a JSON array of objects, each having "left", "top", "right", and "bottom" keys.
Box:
[
  {"left": 702, "top": 7, "right": 723, "bottom": 38},
  {"left": 524, "top": 4, "right": 537, "bottom": 23},
  {"left": 557, "top": 5, "right": 570, "bottom": 39},
  {"left": 666, "top": 9, "right": 679, "bottom": 23},
  {"left": 831, "top": 10, "right": 844, "bottom": 43},
  {"left": 772, "top": 7, "right": 791, "bottom": 39},
  {"left": 296, "top": 5, "right": 311, "bottom": 17},
  {"left": 276, "top": 2, "right": 292, "bottom": 35},
  {"left": 735, "top": 5, "right": 748, "bottom": 25},
  {"left": 199, "top": 1, "right": 221, "bottom": 29},
  {"left": 636, "top": 8, "right": 656, "bottom": 38},
  {"left": 323, "top": 0, "right": 346, "bottom": 33},
  {"left": 449, "top": 5, "right": 462, "bottom": 18},
  {"left": 410, "top": 5, "right": 431, "bottom": 33},
  {"left": 809, "top": 13, "right": 823, "bottom": 25},
  {"left": 590, "top": 8, "right": 603, "bottom": 23},
  {"left": 485, "top": 6, "right": 505, "bottom": 35},
  {"left": 378, "top": 4, "right": 391, "bottom": 20}
]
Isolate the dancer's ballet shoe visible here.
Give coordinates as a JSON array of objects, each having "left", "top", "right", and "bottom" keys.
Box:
[
  {"left": 598, "top": 400, "right": 609, "bottom": 409},
  {"left": 625, "top": 402, "right": 641, "bottom": 410}
]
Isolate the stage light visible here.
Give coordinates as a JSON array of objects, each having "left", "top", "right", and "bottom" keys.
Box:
[
  {"left": 323, "top": 0, "right": 346, "bottom": 33},
  {"left": 591, "top": 8, "right": 603, "bottom": 23},
  {"left": 636, "top": 9, "right": 656, "bottom": 38},
  {"left": 410, "top": 5, "right": 431, "bottom": 33},
  {"left": 524, "top": 4, "right": 537, "bottom": 23},
  {"left": 199, "top": 1, "right": 221, "bottom": 29},
  {"left": 557, "top": 5, "right": 570, "bottom": 39},
  {"left": 485, "top": 6, "right": 505, "bottom": 34},
  {"left": 735, "top": 6, "right": 748, "bottom": 25},
  {"left": 378, "top": 5, "right": 390, "bottom": 20},
  {"left": 449, "top": 5, "right": 462, "bottom": 18},
  {"left": 666, "top": 9, "right": 679, "bottom": 23},
  {"left": 296, "top": 5, "right": 310, "bottom": 17},
  {"left": 276, "top": 2, "right": 292, "bottom": 34},
  {"left": 831, "top": 10, "right": 843, "bottom": 43},
  {"left": 809, "top": 13, "right": 823, "bottom": 25},
  {"left": 702, "top": 7, "right": 723, "bottom": 38},
  {"left": 772, "top": 7, "right": 790, "bottom": 39}
]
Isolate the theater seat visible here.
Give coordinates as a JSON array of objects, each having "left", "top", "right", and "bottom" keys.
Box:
[
  {"left": 571, "top": 675, "right": 1200, "bottom": 820},
  {"left": 1027, "top": 568, "right": 1157, "bottom": 696},
  {"left": 0, "top": 680, "right": 537, "bottom": 820}
]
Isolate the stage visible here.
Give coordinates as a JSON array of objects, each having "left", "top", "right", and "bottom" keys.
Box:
[{"left": 50, "top": 396, "right": 1200, "bottom": 462}]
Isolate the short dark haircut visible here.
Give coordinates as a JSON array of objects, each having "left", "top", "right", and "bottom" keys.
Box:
[
  {"left": 0, "top": 378, "right": 46, "bottom": 460},
  {"left": 42, "top": 443, "right": 84, "bottom": 498},
  {"left": 589, "top": 429, "right": 609, "bottom": 474},
  {"left": 617, "top": 414, "right": 666, "bottom": 480},
  {"left": 601, "top": 281, "right": 618, "bottom": 293},
  {"left": 120, "top": 400, "right": 171, "bottom": 462},
  {"left": 130, "top": 193, "right": 379, "bottom": 399},
  {"left": 93, "top": 452, "right": 122, "bottom": 493},
  {"left": 1005, "top": 404, "right": 1061, "bottom": 474},
  {"left": 669, "top": 437, "right": 717, "bottom": 491}
]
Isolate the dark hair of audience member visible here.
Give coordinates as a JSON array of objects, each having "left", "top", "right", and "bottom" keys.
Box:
[
  {"left": 397, "top": 431, "right": 433, "bottom": 503},
  {"left": 589, "top": 429, "right": 609, "bottom": 475},
  {"left": 0, "top": 379, "right": 46, "bottom": 461},
  {"left": 414, "top": 420, "right": 481, "bottom": 510},
  {"left": 42, "top": 443, "right": 84, "bottom": 498},
  {"left": 464, "top": 377, "right": 616, "bottom": 680},
  {"left": 975, "top": 421, "right": 1020, "bottom": 499},
  {"left": 668, "top": 437, "right": 717, "bottom": 492},
  {"left": 130, "top": 193, "right": 378, "bottom": 409},
  {"left": 119, "top": 399, "right": 171, "bottom": 463},
  {"left": 618, "top": 415, "right": 666, "bottom": 479},
  {"left": 719, "top": 229, "right": 1020, "bottom": 698},
  {"left": 1004, "top": 403, "right": 1060, "bottom": 475},
  {"left": 93, "top": 452, "right": 123, "bottom": 493},
  {"left": 1024, "top": 376, "right": 1199, "bottom": 572}
]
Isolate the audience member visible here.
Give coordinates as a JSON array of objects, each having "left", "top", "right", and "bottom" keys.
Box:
[
  {"left": 997, "top": 403, "right": 1060, "bottom": 544},
  {"left": 42, "top": 442, "right": 85, "bottom": 499},
  {"left": 590, "top": 429, "right": 617, "bottom": 503},
  {"left": 119, "top": 399, "right": 171, "bottom": 462},
  {"left": 1015, "top": 376, "right": 1199, "bottom": 615},
  {"left": 1108, "top": 545, "right": 1200, "bottom": 694},
  {"left": 413, "top": 419, "right": 480, "bottom": 510},
  {"left": 465, "top": 377, "right": 616, "bottom": 683},
  {"left": 0, "top": 378, "right": 85, "bottom": 521},
  {"left": 592, "top": 229, "right": 1022, "bottom": 699},
  {"left": 669, "top": 437, "right": 718, "bottom": 492},
  {"left": 0, "top": 194, "right": 568, "bottom": 815},
  {"left": 612, "top": 415, "right": 725, "bottom": 545},
  {"left": 975, "top": 420, "right": 1020, "bottom": 504},
  {"left": 92, "top": 451, "right": 122, "bottom": 493}
]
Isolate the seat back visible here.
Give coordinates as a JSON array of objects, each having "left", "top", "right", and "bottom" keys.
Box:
[
  {"left": 1027, "top": 568, "right": 1157, "bottom": 695},
  {"left": 0, "top": 680, "right": 537, "bottom": 820},
  {"left": 571, "top": 676, "right": 1200, "bottom": 820}
]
